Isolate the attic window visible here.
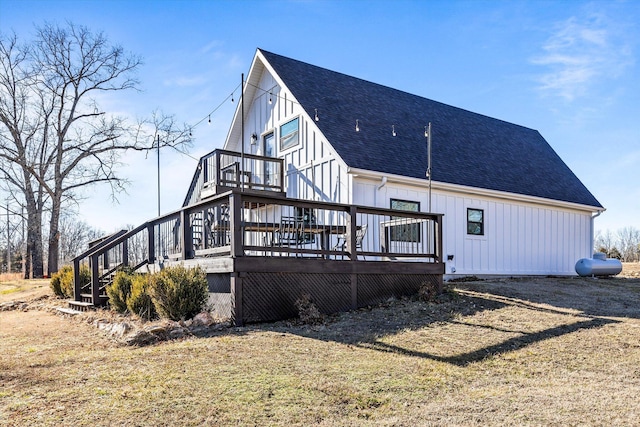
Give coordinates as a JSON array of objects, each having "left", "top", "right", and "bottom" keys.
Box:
[
  {"left": 280, "top": 117, "right": 299, "bottom": 150},
  {"left": 467, "top": 208, "right": 484, "bottom": 235}
]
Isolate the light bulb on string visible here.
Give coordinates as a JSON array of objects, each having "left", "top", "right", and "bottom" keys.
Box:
[
  {"left": 355, "top": 119, "right": 360, "bottom": 132},
  {"left": 392, "top": 125, "right": 397, "bottom": 137},
  {"left": 268, "top": 92, "right": 273, "bottom": 104},
  {"left": 314, "top": 109, "right": 319, "bottom": 122},
  {"left": 208, "top": 115, "right": 211, "bottom": 124},
  {"left": 231, "top": 92, "right": 234, "bottom": 103},
  {"left": 424, "top": 126, "right": 429, "bottom": 138}
]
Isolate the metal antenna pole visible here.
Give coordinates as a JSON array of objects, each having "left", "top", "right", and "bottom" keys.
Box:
[
  {"left": 241, "top": 72, "right": 245, "bottom": 192},
  {"left": 157, "top": 134, "right": 161, "bottom": 217},
  {"left": 426, "top": 122, "right": 435, "bottom": 260},
  {"left": 427, "top": 122, "right": 432, "bottom": 213},
  {"left": 22, "top": 205, "right": 25, "bottom": 277},
  {"left": 6, "top": 202, "right": 10, "bottom": 274}
]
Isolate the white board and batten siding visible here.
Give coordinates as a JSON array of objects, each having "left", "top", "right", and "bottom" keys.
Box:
[
  {"left": 226, "top": 57, "right": 593, "bottom": 276},
  {"left": 228, "top": 67, "right": 350, "bottom": 205},
  {"left": 353, "top": 177, "right": 593, "bottom": 276}
]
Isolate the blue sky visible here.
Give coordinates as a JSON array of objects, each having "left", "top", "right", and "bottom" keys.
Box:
[{"left": 1, "top": 0, "right": 639, "bottom": 235}]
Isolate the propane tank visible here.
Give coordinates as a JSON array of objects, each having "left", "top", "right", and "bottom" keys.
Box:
[{"left": 575, "top": 253, "right": 622, "bottom": 277}]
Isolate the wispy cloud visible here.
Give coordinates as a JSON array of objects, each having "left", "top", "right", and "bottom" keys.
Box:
[
  {"left": 531, "top": 11, "right": 634, "bottom": 101},
  {"left": 162, "top": 75, "right": 207, "bottom": 87}
]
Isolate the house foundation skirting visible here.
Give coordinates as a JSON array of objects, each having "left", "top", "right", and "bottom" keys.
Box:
[{"left": 201, "top": 258, "right": 444, "bottom": 326}]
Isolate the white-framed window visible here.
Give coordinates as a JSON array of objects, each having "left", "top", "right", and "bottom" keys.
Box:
[{"left": 279, "top": 117, "right": 299, "bottom": 151}]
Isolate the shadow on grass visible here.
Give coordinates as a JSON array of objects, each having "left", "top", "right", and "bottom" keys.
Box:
[
  {"left": 249, "top": 284, "right": 622, "bottom": 367},
  {"left": 356, "top": 317, "right": 617, "bottom": 366},
  {"left": 460, "top": 276, "right": 640, "bottom": 319}
]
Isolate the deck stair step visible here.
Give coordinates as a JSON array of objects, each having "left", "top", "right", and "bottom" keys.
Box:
[
  {"left": 68, "top": 300, "right": 96, "bottom": 312},
  {"left": 80, "top": 293, "right": 108, "bottom": 303},
  {"left": 56, "top": 307, "right": 83, "bottom": 316}
]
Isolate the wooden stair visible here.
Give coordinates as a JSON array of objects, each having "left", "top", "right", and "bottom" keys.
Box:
[{"left": 68, "top": 292, "right": 109, "bottom": 311}]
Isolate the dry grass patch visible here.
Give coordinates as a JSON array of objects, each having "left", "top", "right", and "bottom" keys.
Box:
[
  {"left": 0, "top": 277, "right": 49, "bottom": 302},
  {"left": 1, "top": 269, "right": 640, "bottom": 425}
]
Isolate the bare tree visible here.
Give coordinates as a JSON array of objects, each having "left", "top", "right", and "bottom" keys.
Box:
[
  {"left": 58, "top": 214, "right": 103, "bottom": 265},
  {"left": 0, "top": 33, "right": 47, "bottom": 277},
  {"left": 594, "top": 229, "right": 616, "bottom": 257},
  {"left": 617, "top": 226, "right": 640, "bottom": 262},
  {"left": 0, "top": 23, "right": 191, "bottom": 276}
]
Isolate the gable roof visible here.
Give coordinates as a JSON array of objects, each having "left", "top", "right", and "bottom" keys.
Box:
[{"left": 259, "top": 49, "right": 602, "bottom": 209}]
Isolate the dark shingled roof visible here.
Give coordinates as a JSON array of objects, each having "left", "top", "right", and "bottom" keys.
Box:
[{"left": 260, "top": 49, "right": 602, "bottom": 208}]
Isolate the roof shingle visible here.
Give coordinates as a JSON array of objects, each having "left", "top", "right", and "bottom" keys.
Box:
[{"left": 260, "top": 49, "right": 602, "bottom": 208}]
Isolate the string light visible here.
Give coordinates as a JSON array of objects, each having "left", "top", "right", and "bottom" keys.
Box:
[
  {"left": 355, "top": 119, "right": 360, "bottom": 132},
  {"left": 231, "top": 92, "right": 234, "bottom": 103},
  {"left": 208, "top": 115, "right": 211, "bottom": 124},
  {"left": 392, "top": 125, "right": 397, "bottom": 137},
  {"left": 314, "top": 109, "right": 319, "bottom": 122},
  {"left": 268, "top": 92, "right": 273, "bottom": 104},
  {"left": 424, "top": 126, "right": 429, "bottom": 138}
]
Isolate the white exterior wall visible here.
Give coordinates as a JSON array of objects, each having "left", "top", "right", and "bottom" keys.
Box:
[
  {"left": 228, "top": 68, "right": 350, "bottom": 205},
  {"left": 353, "top": 177, "right": 593, "bottom": 276}
]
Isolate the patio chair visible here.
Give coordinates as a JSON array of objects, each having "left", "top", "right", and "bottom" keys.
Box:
[
  {"left": 275, "top": 216, "right": 302, "bottom": 247},
  {"left": 332, "top": 224, "right": 368, "bottom": 259}
]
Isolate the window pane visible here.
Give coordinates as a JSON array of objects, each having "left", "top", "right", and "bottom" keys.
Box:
[
  {"left": 390, "top": 199, "right": 421, "bottom": 242},
  {"left": 391, "top": 200, "right": 419, "bottom": 212},
  {"left": 468, "top": 209, "right": 483, "bottom": 222},
  {"left": 280, "top": 118, "right": 299, "bottom": 150},
  {"left": 468, "top": 222, "right": 482, "bottom": 235}
]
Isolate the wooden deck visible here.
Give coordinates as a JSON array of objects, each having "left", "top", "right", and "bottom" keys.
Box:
[{"left": 72, "top": 152, "right": 445, "bottom": 325}]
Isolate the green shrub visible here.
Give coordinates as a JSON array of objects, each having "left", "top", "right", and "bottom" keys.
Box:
[
  {"left": 150, "top": 265, "right": 208, "bottom": 321},
  {"left": 107, "top": 270, "right": 134, "bottom": 313},
  {"left": 50, "top": 264, "right": 90, "bottom": 298},
  {"left": 127, "top": 274, "right": 157, "bottom": 321}
]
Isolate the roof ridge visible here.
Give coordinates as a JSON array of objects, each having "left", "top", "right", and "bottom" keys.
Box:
[{"left": 258, "top": 48, "right": 539, "bottom": 134}]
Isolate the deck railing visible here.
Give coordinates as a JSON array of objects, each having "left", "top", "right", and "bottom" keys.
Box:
[
  {"left": 72, "top": 190, "right": 443, "bottom": 304},
  {"left": 183, "top": 149, "right": 285, "bottom": 207}
]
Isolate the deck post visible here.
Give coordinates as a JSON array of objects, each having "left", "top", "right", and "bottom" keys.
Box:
[
  {"left": 73, "top": 258, "right": 81, "bottom": 301},
  {"left": 229, "top": 193, "right": 243, "bottom": 258},
  {"left": 347, "top": 206, "right": 358, "bottom": 260},
  {"left": 231, "top": 272, "right": 243, "bottom": 326},
  {"left": 122, "top": 239, "right": 129, "bottom": 267},
  {"left": 91, "top": 254, "right": 100, "bottom": 304},
  {"left": 215, "top": 151, "right": 221, "bottom": 188},
  {"left": 147, "top": 223, "right": 155, "bottom": 264},
  {"left": 181, "top": 209, "right": 192, "bottom": 260},
  {"left": 436, "top": 216, "right": 443, "bottom": 263}
]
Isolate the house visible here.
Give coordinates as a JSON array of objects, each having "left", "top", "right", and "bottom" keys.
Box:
[
  {"left": 223, "top": 49, "right": 603, "bottom": 276},
  {"left": 71, "top": 49, "right": 602, "bottom": 325}
]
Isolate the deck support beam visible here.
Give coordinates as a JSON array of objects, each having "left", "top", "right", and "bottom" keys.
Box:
[{"left": 231, "top": 272, "right": 244, "bottom": 326}]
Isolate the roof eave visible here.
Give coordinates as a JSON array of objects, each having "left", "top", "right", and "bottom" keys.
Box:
[{"left": 348, "top": 167, "right": 605, "bottom": 213}]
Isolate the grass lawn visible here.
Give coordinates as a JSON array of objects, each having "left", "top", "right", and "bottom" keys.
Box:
[{"left": 1, "top": 265, "right": 640, "bottom": 426}]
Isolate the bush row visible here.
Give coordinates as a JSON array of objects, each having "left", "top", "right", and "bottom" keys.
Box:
[
  {"left": 107, "top": 265, "right": 209, "bottom": 321},
  {"left": 50, "top": 264, "right": 91, "bottom": 298},
  {"left": 50, "top": 264, "right": 209, "bottom": 322}
]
